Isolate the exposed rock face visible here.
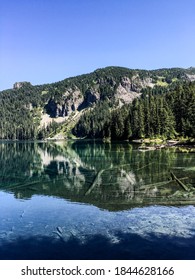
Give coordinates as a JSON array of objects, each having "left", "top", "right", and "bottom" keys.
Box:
[
  {"left": 186, "top": 74, "right": 195, "bottom": 81},
  {"left": 44, "top": 87, "right": 102, "bottom": 118},
  {"left": 116, "top": 76, "right": 154, "bottom": 105},
  {"left": 13, "top": 82, "right": 31, "bottom": 89},
  {"left": 116, "top": 84, "right": 141, "bottom": 104},
  {"left": 131, "top": 75, "right": 154, "bottom": 89},
  {"left": 78, "top": 88, "right": 100, "bottom": 110},
  {"left": 40, "top": 66, "right": 195, "bottom": 121},
  {"left": 44, "top": 74, "right": 155, "bottom": 118},
  {"left": 45, "top": 88, "right": 84, "bottom": 118}
]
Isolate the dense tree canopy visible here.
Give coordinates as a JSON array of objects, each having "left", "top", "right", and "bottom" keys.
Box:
[
  {"left": 73, "top": 82, "right": 195, "bottom": 140},
  {"left": 0, "top": 67, "right": 195, "bottom": 140}
]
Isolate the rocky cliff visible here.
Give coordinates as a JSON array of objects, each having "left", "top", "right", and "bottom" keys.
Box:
[
  {"left": 41, "top": 72, "right": 153, "bottom": 120},
  {"left": 1, "top": 66, "right": 194, "bottom": 140},
  {"left": 39, "top": 66, "right": 195, "bottom": 121}
]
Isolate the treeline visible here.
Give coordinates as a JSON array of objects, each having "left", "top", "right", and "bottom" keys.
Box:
[
  {"left": 0, "top": 66, "right": 195, "bottom": 140},
  {"left": 0, "top": 82, "right": 63, "bottom": 139},
  {"left": 0, "top": 85, "right": 38, "bottom": 139},
  {"left": 73, "top": 82, "right": 195, "bottom": 140}
]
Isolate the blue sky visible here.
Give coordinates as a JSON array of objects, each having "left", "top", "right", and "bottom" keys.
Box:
[{"left": 0, "top": 0, "right": 195, "bottom": 90}]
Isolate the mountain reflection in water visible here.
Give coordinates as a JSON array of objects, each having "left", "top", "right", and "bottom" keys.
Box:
[
  {"left": 1, "top": 141, "right": 195, "bottom": 260},
  {"left": 0, "top": 140, "right": 195, "bottom": 210}
]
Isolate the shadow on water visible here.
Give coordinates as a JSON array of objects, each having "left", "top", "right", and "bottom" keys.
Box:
[
  {"left": 1, "top": 141, "right": 195, "bottom": 260},
  {"left": 1, "top": 231, "right": 195, "bottom": 260}
]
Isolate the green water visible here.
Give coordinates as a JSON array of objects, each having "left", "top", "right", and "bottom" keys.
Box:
[
  {"left": 0, "top": 140, "right": 195, "bottom": 209},
  {"left": 0, "top": 140, "right": 195, "bottom": 259}
]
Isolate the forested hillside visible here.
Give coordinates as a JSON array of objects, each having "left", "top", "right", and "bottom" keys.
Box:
[
  {"left": 73, "top": 82, "right": 195, "bottom": 140},
  {"left": 0, "top": 66, "right": 195, "bottom": 140}
]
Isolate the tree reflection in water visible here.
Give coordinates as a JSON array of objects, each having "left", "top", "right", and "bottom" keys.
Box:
[
  {"left": 0, "top": 140, "right": 195, "bottom": 209},
  {"left": 1, "top": 140, "right": 195, "bottom": 259}
]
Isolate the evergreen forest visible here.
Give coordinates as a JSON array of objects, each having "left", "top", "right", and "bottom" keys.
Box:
[
  {"left": 73, "top": 82, "right": 195, "bottom": 140},
  {"left": 0, "top": 67, "right": 195, "bottom": 141}
]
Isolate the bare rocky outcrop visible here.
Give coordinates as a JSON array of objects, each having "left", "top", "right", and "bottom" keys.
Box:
[
  {"left": 186, "top": 74, "right": 195, "bottom": 81},
  {"left": 38, "top": 66, "right": 195, "bottom": 131},
  {"left": 45, "top": 87, "right": 101, "bottom": 118},
  {"left": 43, "top": 74, "right": 155, "bottom": 119},
  {"left": 45, "top": 88, "right": 84, "bottom": 118},
  {"left": 115, "top": 76, "right": 154, "bottom": 105},
  {"left": 13, "top": 82, "right": 31, "bottom": 89}
]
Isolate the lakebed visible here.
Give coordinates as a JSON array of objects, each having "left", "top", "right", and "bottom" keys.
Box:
[{"left": 0, "top": 140, "right": 195, "bottom": 259}]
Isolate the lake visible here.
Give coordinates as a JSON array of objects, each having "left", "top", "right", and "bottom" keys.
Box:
[{"left": 0, "top": 140, "right": 195, "bottom": 259}]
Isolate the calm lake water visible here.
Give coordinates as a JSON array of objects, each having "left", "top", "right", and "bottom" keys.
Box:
[{"left": 0, "top": 140, "right": 195, "bottom": 259}]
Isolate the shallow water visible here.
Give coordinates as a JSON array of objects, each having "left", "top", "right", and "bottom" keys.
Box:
[{"left": 0, "top": 140, "right": 195, "bottom": 259}]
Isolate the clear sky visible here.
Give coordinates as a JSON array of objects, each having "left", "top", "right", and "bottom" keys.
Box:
[{"left": 0, "top": 0, "right": 195, "bottom": 90}]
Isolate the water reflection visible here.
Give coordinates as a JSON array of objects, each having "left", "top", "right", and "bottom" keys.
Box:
[
  {"left": 1, "top": 141, "right": 195, "bottom": 260},
  {"left": 0, "top": 141, "right": 195, "bottom": 210}
]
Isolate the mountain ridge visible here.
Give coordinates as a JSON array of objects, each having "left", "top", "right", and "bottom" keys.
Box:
[
  {"left": 0, "top": 66, "right": 195, "bottom": 140},
  {"left": 2, "top": 66, "right": 195, "bottom": 91}
]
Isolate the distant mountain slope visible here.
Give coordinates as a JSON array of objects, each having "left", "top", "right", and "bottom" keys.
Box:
[{"left": 0, "top": 66, "right": 195, "bottom": 140}]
